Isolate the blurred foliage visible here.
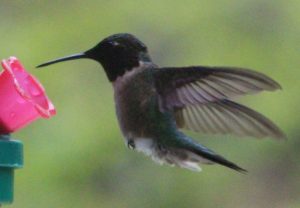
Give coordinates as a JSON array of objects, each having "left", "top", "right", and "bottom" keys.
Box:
[{"left": 1, "top": 0, "right": 299, "bottom": 207}]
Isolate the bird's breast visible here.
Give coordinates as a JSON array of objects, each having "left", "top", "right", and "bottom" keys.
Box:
[{"left": 113, "top": 67, "right": 158, "bottom": 138}]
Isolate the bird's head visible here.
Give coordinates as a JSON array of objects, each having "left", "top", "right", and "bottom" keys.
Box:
[{"left": 37, "top": 33, "right": 152, "bottom": 81}]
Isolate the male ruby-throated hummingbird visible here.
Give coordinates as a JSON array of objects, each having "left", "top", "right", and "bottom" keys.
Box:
[{"left": 37, "top": 33, "right": 285, "bottom": 172}]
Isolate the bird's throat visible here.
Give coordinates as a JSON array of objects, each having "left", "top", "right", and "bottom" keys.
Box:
[{"left": 101, "top": 51, "right": 152, "bottom": 82}]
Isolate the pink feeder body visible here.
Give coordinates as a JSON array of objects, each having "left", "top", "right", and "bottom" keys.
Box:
[{"left": 0, "top": 57, "right": 55, "bottom": 134}]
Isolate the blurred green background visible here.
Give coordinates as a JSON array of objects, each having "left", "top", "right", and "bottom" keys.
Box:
[{"left": 1, "top": 0, "right": 299, "bottom": 207}]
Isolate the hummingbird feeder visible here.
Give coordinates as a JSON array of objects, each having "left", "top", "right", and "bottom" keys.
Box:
[{"left": 0, "top": 57, "right": 55, "bottom": 204}]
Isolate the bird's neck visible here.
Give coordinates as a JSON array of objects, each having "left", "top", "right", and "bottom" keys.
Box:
[{"left": 102, "top": 52, "right": 152, "bottom": 82}]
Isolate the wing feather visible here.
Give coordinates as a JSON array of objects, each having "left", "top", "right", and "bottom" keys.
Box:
[
  {"left": 154, "top": 66, "right": 284, "bottom": 139},
  {"left": 154, "top": 66, "right": 281, "bottom": 110},
  {"left": 175, "top": 100, "right": 285, "bottom": 139}
]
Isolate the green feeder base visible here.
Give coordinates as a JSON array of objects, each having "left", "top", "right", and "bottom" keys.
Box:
[{"left": 0, "top": 135, "right": 23, "bottom": 205}]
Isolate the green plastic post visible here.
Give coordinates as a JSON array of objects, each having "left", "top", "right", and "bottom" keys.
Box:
[{"left": 0, "top": 134, "right": 23, "bottom": 204}]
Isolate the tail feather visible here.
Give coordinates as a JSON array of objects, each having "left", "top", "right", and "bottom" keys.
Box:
[
  {"left": 134, "top": 136, "right": 247, "bottom": 173},
  {"left": 178, "top": 136, "right": 247, "bottom": 173}
]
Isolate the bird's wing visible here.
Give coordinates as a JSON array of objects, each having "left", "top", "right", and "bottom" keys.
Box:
[
  {"left": 154, "top": 66, "right": 281, "bottom": 110},
  {"left": 174, "top": 100, "right": 285, "bottom": 139},
  {"left": 154, "top": 66, "right": 285, "bottom": 139}
]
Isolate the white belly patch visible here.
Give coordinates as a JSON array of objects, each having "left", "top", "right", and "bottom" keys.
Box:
[
  {"left": 132, "top": 138, "right": 205, "bottom": 171},
  {"left": 134, "top": 138, "right": 155, "bottom": 156}
]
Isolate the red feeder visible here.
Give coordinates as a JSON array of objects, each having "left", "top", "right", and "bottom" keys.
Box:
[{"left": 0, "top": 57, "right": 56, "bottom": 134}]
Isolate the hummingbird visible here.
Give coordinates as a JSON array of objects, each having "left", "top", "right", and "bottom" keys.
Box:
[{"left": 37, "top": 33, "right": 285, "bottom": 172}]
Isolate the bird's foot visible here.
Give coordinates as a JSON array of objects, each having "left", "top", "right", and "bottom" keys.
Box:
[{"left": 127, "top": 139, "right": 135, "bottom": 149}]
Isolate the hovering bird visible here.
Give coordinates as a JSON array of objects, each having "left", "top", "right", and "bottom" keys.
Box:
[{"left": 37, "top": 33, "right": 285, "bottom": 172}]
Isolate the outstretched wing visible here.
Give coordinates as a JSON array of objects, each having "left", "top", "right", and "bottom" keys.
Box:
[
  {"left": 154, "top": 66, "right": 285, "bottom": 139},
  {"left": 174, "top": 100, "right": 285, "bottom": 139}
]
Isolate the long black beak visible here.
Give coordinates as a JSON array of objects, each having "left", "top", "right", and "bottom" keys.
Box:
[{"left": 36, "top": 53, "right": 87, "bottom": 68}]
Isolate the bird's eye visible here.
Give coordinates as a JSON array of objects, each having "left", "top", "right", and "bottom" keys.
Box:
[{"left": 110, "top": 41, "right": 120, "bottom": 47}]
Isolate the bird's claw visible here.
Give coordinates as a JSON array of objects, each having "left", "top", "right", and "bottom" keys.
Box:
[{"left": 127, "top": 139, "right": 135, "bottom": 149}]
